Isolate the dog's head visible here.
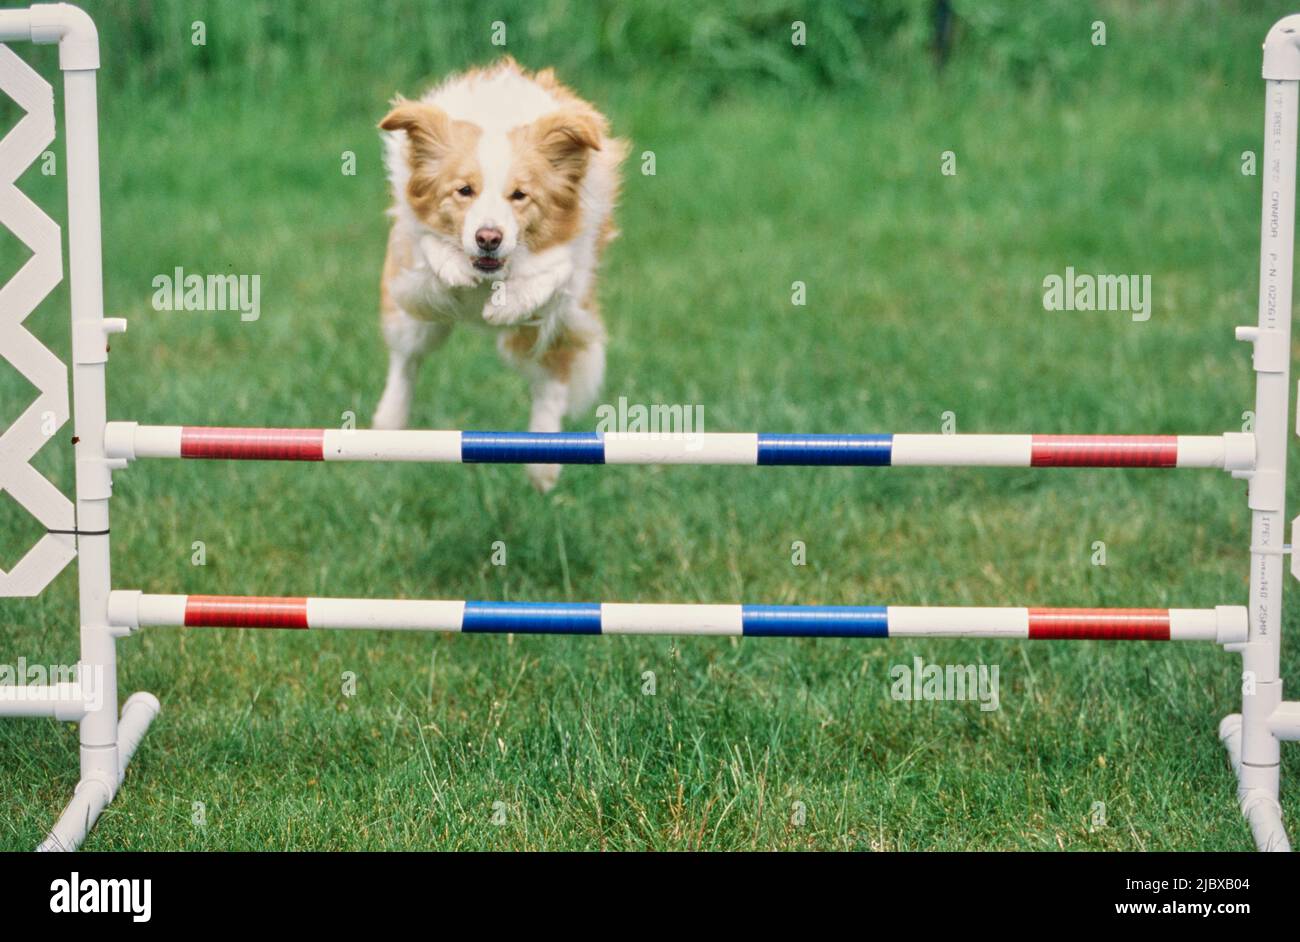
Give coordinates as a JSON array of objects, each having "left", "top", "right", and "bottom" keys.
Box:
[{"left": 380, "top": 99, "right": 603, "bottom": 276}]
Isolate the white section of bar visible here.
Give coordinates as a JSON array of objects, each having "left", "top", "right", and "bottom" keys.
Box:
[
  {"left": 321, "top": 429, "right": 462, "bottom": 462},
  {"left": 131, "top": 593, "right": 187, "bottom": 627},
  {"left": 603, "top": 433, "right": 758, "bottom": 464},
  {"left": 886, "top": 606, "right": 1030, "bottom": 637},
  {"left": 1173, "top": 436, "right": 1222, "bottom": 468},
  {"left": 0, "top": 683, "right": 88, "bottom": 720},
  {"left": 305, "top": 597, "right": 465, "bottom": 630},
  {"left": 1172, "top": 605, "right": 1249, "bottom": 643},
  {"left": 133, "top": 422, "right": 180, "bottom": 457},
  {"left": 1169, "top": 608, "right": 1217, "bottom": 640},
  {"left": 103, "top": 421, "right": 179, "bottom": 459},
  {"left": 600, "top": 603, "right": 743, "bottom": 635},
  {"left": 890, "top": 435, "right": 1032, "bottom": 466}
]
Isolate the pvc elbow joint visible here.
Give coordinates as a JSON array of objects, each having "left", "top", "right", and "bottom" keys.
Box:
[
  {"left": 29, "top": 4, "right": 99, "bottom": 71},
  {"left": 1264, "top": 16, "right": 1300, "bottom": 81}
]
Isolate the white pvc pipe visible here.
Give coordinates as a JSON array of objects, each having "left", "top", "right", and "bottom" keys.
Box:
[
  {"left": 0, "top": 11, "right": 33, "bottom": 42},
  {"left": 1219, "top": 714, "right": 1292, "bottom": 852},
  {"left": 1267, "top": 700, "right": 1300, "bottom": 740},
  {"left": 0, "top": 683, "right": 87, "bottom": 720},
  {"left": 35, "top": 775, "right": 111, "bottom": 852},
  {"left": 115, "top": 691, "right": 160, "bottom": 781},
  {"left": 64, "top": 56, "right": 123, "bottom": 821},
  {"left": 35, "top": 690, "right": 159, "bottom": 851},
  {"left": 1227, "top": 20, "right": 1300, "bottom": 852}
]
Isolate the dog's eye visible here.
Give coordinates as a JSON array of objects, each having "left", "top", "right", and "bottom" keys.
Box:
[
  {"left": 510, "top": 189, "right": 527, "bottom": 201},
  {"left": 456, "top": 185, "right": 473, "bottom": 197}
]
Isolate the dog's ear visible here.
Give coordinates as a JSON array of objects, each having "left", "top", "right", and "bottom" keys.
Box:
[
  {"left": 380, "top": 100, "right": 455, "bottom": 163},
  {"left": 531, "top": 109, "right": 603, "bottom": 178}
]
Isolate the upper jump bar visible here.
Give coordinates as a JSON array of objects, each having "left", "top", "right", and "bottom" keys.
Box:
[
  {"left": 106, "top": 591, "right": 1248, "bottom": 642},
  {"left": 103, "top": 423, "right": 1257, "bottom": 470}
]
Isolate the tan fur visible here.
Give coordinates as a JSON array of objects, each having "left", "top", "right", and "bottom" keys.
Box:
[
  {"left": 379, "top": 226, "right": 412, "bottom": 320},
  {"left": 379, "top": 102, "right": 483, "bottom": 244},
  {"left": 505, "top": 111, "right": 598, "bottom": 252}
]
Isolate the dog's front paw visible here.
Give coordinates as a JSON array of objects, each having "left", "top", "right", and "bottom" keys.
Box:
[
  {"left": 482, "top": 293, "right": 532, "bottom": 326},
  {"left": 420, "top": 235, "right": 479, "bottom": 289},
  {"left": 436, "top": 256, "right": 480, "bottom": 289},
  {"left": 526, "top": 462, "right": 561, "bottom": 494}
]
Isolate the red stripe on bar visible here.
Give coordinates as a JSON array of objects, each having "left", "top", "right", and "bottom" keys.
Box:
[
  {"left": 181, "top": 427, "right": 325, "bottom": 461},
  {"left": 1030, "top": 435, "right": 1177, "bottom": 467},
  {"left": 1027, "top": 608, "right": 1170, "bottom": 640},
  {"left": 184, "top": 595, "right": 309, "bottom": 629}
]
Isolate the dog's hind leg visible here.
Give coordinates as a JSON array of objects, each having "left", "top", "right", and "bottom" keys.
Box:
[{"left": 373, "top": 308, "right": 450, "bottom": 430}]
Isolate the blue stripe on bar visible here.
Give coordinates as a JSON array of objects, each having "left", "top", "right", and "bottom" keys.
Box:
[
  {"left": 741, "top": 605, "right": 889, "bottom": 637},
  {"left": 755, "top": 434, "right": 893, "bottom": 466},
  {"left": 462, "top": 601, "right": 603, "bottom": 634},
  {"left": 461, "top": 432, "right": 606, "bottom": 464}
]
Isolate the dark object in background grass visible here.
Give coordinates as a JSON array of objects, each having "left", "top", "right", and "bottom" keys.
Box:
[{"left": 933, "top": 0, "right": 955, "bottom": 70}]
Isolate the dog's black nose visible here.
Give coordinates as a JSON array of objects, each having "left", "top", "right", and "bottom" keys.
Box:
[{"left": 475, "top": 227, "right": 503, "bottom": 252}]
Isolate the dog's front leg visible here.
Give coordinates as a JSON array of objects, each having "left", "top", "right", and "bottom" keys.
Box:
[{"left": 373, "top": 309, "right": 450, "bottom": 430}]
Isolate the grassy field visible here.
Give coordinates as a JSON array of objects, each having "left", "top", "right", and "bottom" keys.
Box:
[{"left": 2, "top": 0, "right": 1299, "bottom": 849}]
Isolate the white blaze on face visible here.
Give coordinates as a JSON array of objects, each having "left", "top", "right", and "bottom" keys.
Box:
[{"left": 465, "top": 130, "right": 517, "bottom": 257}]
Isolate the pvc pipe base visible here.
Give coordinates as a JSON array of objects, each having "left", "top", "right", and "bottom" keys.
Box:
[
  {"left": 34, "top": 690, "right": 160, "bottom": 852},
  {"left": 1219, "top": 713, "right": 1292, "bottom": 852}
]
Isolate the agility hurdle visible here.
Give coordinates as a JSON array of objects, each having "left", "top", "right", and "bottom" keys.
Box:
[{"left": 0, "top": 4, "right": 1297, "bottom": 851}]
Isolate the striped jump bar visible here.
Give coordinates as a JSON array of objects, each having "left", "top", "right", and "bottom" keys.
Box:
[
  {"left": 103, "top": 423, "right": 1256, "bottom": 469},
  {"left": 106, "top": 591, "right": 1248, "bottom": 642}
]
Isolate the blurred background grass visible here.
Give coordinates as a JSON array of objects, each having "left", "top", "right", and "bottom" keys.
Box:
[
  {"left": 77, "top": 0, "right": 1267, "bottom": 104},
  {"left": 1, "top": 0, "right": 1298, "bottom": 850}
]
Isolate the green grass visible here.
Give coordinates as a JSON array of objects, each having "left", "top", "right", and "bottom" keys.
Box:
[{"left": 2, "top": 0, "right": 1299, "bottom": 849}]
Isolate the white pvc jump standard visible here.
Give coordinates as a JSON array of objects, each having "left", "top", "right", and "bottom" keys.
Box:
[
  {"left": 0, "top": 3, "right": 159, "bottom": 854},
  {"left": 0, "top": 4, "right": 1296, "bottom": 852}
]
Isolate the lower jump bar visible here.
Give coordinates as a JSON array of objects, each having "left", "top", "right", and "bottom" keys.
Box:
[
  {"left": 102, "top": 424, "right": 1257, "bottom": 469},
  {"left": 106, "top": 592, "right": 1248, "bottom": 642}
]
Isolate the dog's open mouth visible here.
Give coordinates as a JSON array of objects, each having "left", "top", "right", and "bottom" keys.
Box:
[{"left": 472, "top": 255, "right": 504, "bottom": 273}]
